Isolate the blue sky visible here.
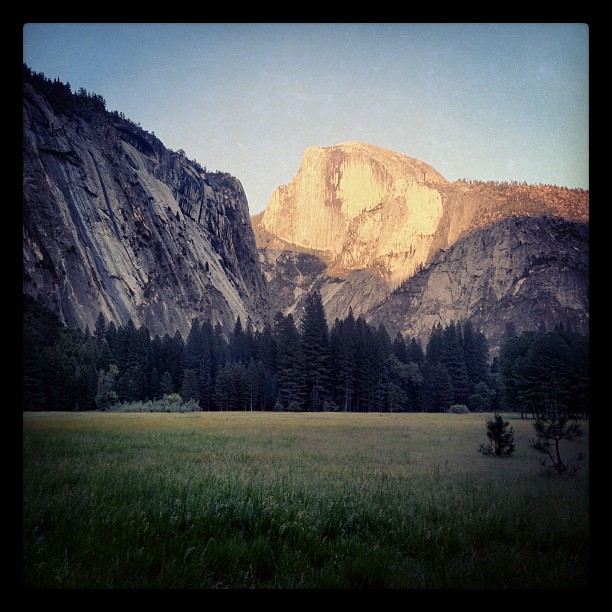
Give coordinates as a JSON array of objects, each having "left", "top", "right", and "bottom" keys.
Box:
[{"left": 23, "top": 23, "right": 589, "bottom": 215}]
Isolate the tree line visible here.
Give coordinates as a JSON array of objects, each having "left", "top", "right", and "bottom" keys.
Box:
[
  {"left": 24, "top": 64, "right": 107, "bottom": 118},
  {"left": 22, "top": 293, "right": 588, "bottom": 415}
]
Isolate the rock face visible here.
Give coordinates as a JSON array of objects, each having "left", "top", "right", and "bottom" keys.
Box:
[
  {"left": 23, "top": 74, "right": 270, "bottom": 337},
  {"left": 259, "top": 141, "right": 447, "bottom": 285},
  {"left": 367, "top": 216, "right": 589, "bottom": 355},
  {"left": 257, "top": 248, "right": 391, "bottom": 323},
  {"left": 255, "top": 141, "right": 589, "bottom": 351}
]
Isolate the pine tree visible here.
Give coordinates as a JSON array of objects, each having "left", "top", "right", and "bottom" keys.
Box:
[
  {"left": 353, "top": 317, "right": 377, "bottom": 412},
  {"left": 461, "top": 320, "right": 490, "bottom": 393},
  {"left": 116, "top": 364, "right": 147, "bottom": 402},
  {"left": 181, "top": 368, "right": 200, "bottom": 404},
  {"left": 198, "top": 356, "right": 213, "bottom": 410},
  {"left": 425, "top": 322, "right": 445, "bottom": 366},
  {"left": 184, "top": 318, "right": 203, "bottom": 371},
  {"left": 94, "top": 312, "right": 107, "bottom": 344},
  {"left": 215, "top": 361, "right": 247, "bottom": 410},
  {"left": 404, "top": 361, "right": 424, "bottom": 412},
  {"left": 406, "top": 338, "right": 425, "bottom": 366},
  {"left": 230, "top": 317, "right": 254, "bottom": 364},
  {"left": 96, "top": 364, "right": 119, "bottom": 410},
  {"left": 392, "top": 332, "right": 408, "bottom": 364},
  {"left": 441, "top": 322, "right": 470, "bottom": 405},
  {"left": 159, "top": 371, "right": 174, "bottom": 396},
  {"left": 520, "top": 332, "right": 573, "bottom": 417},
  {"left": 498, "top": 331, "right": 536, "bottom": 417},
  {"left": 422, "top": 363, "right": 454, "bottom": 412},
  {"left": 330, "top": 310, "right": 357, "bottom": 411},
  {"left": 529, "top": 410, "right": 583, "bottom": 473},
  {"left": 274, "top": 313, "right": 306, "bottom": 409},
  {"left": 299, "top": 292, "right": 332, "bottom": 411},
  {"left": 245, "top": 359, "right": 261, "bottom": 411},
  {"left": 479, "top": 413, "right": 515, "bottom": 457}
]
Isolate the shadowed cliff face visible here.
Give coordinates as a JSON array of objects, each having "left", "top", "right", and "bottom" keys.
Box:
[
  {"left": 255, "top": 141, "right": 589, "bottom": 350},
  {"left": 367, "top": 216, "right": 589, "bottom": 355},
  {"left": 23, "top": 81, "right": 270, "bottom": 337}
]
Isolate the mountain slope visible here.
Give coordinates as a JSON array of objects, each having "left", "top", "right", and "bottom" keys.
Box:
[
  {"left": 254, "top": 141, "right": 589, "bottom": 349},
  {"left": 23, "top": 69, "right": 270, "bottom": 337},
  {"left": 367, "top": 216, "right": 589, "bottom": 354}
]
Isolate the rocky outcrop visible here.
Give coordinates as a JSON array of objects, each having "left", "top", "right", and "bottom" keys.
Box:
[
  {"left": 255, "top": 142, "right": 589, "bottom": 350},
  {"left": 259, "top": 142, "right": 447, "bottom": 285},
  {"left": 367, "top": 216, "right": 589, "bottom": 355},
  {"left": 23, "top": 76, "right": 270, "bottom": 337},
  {"left": 258, "top": 248, "right": 390, "bottom": 323},
  {"left": 257, "top": 142, "right": 589, "bottom": 290}
]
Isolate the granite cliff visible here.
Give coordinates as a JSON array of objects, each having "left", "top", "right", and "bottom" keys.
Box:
[
  {"left": 254, "top": 141, "right": 589, "bottom": 350},
  {"left": 367, "top": 216, "right": 589, "bottom": 355},
  {"left": 23, "top": 69, "right": 270, "bottom": 337}
]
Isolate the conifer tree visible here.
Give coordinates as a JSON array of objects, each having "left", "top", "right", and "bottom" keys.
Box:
[
  {"left": 406, "top": 338, "right": 425, "bottom": 366},
  {"left": 441, "top": 321, "right": 470, "bottom": 405},
  {"left": 353, "top": 317, "right": 377, "bottom": 411},
  {"left": 461, "top": 320, "right": 490, "bottom": 393},
  {"left": 245, "top": 358, "right": 261, "bottom": 411},
  {"left": 422, "top": 362, "right": 454, "bottom": 412},
  {"left": 96, "top": 364, "right": 119, "bottom": 410},
  {"left": 94, "top": 312, "right": 107, "bottom": 344},
  {"left": 330, "top": 309, "right": 357, "bottom": 411},
  {"left": 159, "top": 371, "right": 174, "bottom": 396},
  {"left": 181, "top": 368, "right": 200, "bottom": 404},
  {"left": 529, "top": 410, "right": 583, "bottom": 473},
  {"left": 479, "top": 413, "right": 515, "bottom": 457},
  {"left": 300, "top": 291, "right": 332, "bottom": 410},
  {"left": 392, "top": 332, "right": 408, "bottom": 364},
  {"left": 215, "top": 361, "right": 247, "bottom": 410},
  {"left": 274, "top": 313, "right": 306, "bottom": 409},
  {"left": 184, "top": 318, "right": 203, "bottom": 371},
  {"left": 425, "top": 322, "right": 445, "bottom": 366}
]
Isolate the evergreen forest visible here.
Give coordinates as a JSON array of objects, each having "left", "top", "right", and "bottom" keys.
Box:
[{"left": 22, "top": 293, "right": 589, "bottom": 417}]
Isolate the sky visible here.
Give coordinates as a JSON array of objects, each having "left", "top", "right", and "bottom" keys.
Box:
[{"left": 23, "top": 23, "right": 589, "bottom": 215}]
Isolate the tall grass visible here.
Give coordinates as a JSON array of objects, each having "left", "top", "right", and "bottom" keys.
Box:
[{"left": 23, "top": 412, "right": 589, "bottom": 589}]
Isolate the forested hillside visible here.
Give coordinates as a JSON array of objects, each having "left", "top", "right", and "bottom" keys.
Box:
[{"left": 23, "top": 294, "right": 588, "bottom": 416}]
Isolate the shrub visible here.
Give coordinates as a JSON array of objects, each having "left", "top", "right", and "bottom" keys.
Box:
[
  {"left": 163, "top": 393, "right": 183, "bottom": 403},
  {"left": 107, "top": 396, "right": 200, "bottom": 413},
  {"left": 322, "top": 400, "right": 340, "bottom": 412},
  {"left": 449, "top": 404, "right": 470, "bottom": 414},
  {"left": 287, "top": 401, "right": 303, "bottom": 412}
]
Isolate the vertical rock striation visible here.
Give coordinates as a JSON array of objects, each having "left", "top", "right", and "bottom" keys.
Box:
[{"left": 23, "top": 75, "right": 270, "bottom": 337}]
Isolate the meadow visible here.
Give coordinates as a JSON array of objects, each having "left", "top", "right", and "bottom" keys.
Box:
[{"left": 23, "top": 411, "right": 589, "bottom": 589}]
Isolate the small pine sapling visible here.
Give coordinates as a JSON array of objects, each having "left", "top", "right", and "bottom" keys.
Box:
[
  {"left": 479, "top": 413, "right": 515, "bottom": 457},
  {"left": 528, "top": 410, "right": 584, "bottom": 474}
]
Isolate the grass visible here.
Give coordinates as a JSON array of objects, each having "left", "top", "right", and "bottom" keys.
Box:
[{"left": 23, "top": 411, "right": 589, "bottom": 589}]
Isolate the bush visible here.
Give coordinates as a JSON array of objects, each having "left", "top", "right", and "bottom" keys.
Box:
[
  {"left": 322, "top": 400, "right": 340, "bottom": 412},
  {"left": 163, "top": 393, "right": 183, "bottom": 403},
  {"left": 107, "top": 396, "right": 200, "bottom": 413},
  {"left": 287, "top": 401, "right": 303, "bottom": 412},
  {"left": 449, "top": 404, "right": 470, "bottom": 414}
]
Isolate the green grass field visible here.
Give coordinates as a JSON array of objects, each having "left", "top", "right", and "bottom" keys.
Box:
[{"left": 23, "top": 411, "right": 589, "bottom": 589}]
